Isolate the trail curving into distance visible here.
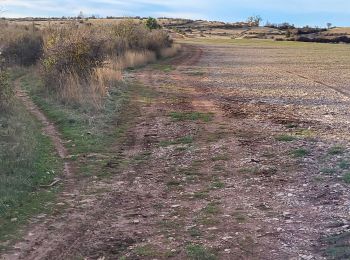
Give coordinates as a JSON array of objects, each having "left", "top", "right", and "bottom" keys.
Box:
[{"left": 14, "top": 79, "right": 71, "bottom": 178}]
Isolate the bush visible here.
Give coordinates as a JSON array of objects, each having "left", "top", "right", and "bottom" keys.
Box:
[
  {"left": 145, "top": 17, "right": 161, "bottom": 30},
  {"left": 112, "top": 20, "right": 172, "bottom": 54},
  {"left": 147, "top": 30, "right": 173, "bottom": 57},
  {"left": 41, "top": 27, "right": 109, "bottom": 91},
  {"left": 295, "top": 35, "right": 350, "bottom": 44},
  {"left": 40, "top": 21, "right": 173, "bottom": 106},
  {"left": 2, "top": 33, "right": 43, "bottom": 66},
  {"left": 0, "top": 57, "right": 12, "bottom": 108}
]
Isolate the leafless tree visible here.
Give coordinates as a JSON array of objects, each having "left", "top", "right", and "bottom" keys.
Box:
[{"left": 247, "top": 15, "right": 263, "bottom": 27}]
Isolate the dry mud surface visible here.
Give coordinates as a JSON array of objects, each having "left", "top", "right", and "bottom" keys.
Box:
[{"left": 2, "top": 40, "right": 350, "bottom": 259}]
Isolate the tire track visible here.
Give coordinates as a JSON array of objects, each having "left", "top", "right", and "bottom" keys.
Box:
[
  {"left": 14, "top": 79, "right": 71, "bottom": 177},
  {"left": 285, "top": 70, "right": 350, "bottom": 98}
]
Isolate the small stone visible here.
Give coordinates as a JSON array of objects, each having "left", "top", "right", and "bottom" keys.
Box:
[
  {"left": 132, "top": 220, "right": 140, "bottom": 224},
  {"left": 300, "top": 255, "right": 313, "bottom": 260},
  {"left": 207, "top": 227, "right": 218, "bottom": 230},
  {"left": 277, "top": 228, "right": 284, "bottom": 232},
  {"left": 283, "top": 212, "right": 292, "bottom": 218},
  {"left": 224, "top": 249, "right": 231, "bottom": 253},
  {"left": 171, "top": 205, "right": 181, "bottom": 208},
  {"left": 10, "top": 218, "right": 18, "bottom": 223}
]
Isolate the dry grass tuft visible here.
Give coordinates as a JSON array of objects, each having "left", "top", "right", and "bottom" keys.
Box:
[
  {"left": 118, "top": 50, "right": 156, "bottom": 69},
  {"left": 160, "top": 44, "right": 182, "bottom": 59},
  {"left": 0, "top": 20, "right": 176, "bottom": 107}
]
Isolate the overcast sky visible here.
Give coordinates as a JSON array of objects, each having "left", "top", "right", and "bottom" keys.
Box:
[{"left": 1, "top": 0, "right": 349, "bottom": 27}]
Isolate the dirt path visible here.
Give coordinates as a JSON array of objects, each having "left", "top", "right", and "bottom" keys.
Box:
[
  {"left": 14, "top": 80, "right": 71, "bottom": 178},
  {"left": 2, "top": 42, "right": 350, "bottom": 259}
]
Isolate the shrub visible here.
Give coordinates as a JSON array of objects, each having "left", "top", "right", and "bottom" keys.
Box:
[
  {"left": 40, "top": 21, "right": 173, "bottom": 106},
  {"left": 296, "top": 35, "right": 350, "bottom": 44},
  {"left": 0, "top": 58, "right": 12, "bottom": 108},
  {"left": 146, "top": 30, "right": 173, "bottom": 57},
  {"left": 113, "top": 20, "right": 149, "bottom": 51},
  {"left": 112, "top": 20, "right": 172, "bottom": 55},
  {"left": 41, "top": 26, "right": 109, "bottom": 91},
  {"left": 2, "top": 33, "right": 43, "bottom": 66},
  {"left": 145, "top": 17, "right": 161, "bottom": 30}
]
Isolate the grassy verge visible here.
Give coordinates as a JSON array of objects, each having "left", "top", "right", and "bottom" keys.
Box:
[
  {"left": 0, "top": 98, "right": 62, "bottom": 251},
  {"left": 16, "top": 69, "right": 153, "bottom": 178},
  {"left": 0, "top": 63, "right": 153, "bottom": 251}
]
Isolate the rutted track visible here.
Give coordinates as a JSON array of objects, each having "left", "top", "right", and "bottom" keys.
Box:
[
  {"left": 285, "top": 70, "right": 350, "bottom": 98},
  {"left": 3, "top": 40, "right": 350, "bottom": 259},
  {"left": 15, "top": 79, "right": 71, "bottom": 177}
]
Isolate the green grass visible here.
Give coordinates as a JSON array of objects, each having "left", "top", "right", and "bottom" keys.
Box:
[
  {"left": 166, "top": 180, "right": 182, "bottom": 186},
  {"left": 322, "top": 232, "right": 350, "bottom": 260},
  {"left": 202, "top": 202, "right": 221, "bottom": 215},
  {"left": 343, "top": 173, "right": 350, "bottom": 184},
  {"left": 211, "top": 154, "right": 229, "bottom": 161},
  {"left": 184, "top": 70, "right": 205, "bottom": 76},
  {"left": 193, "top": 191, "right": 209, "bottom": 199},
  {"left": 134, "top": 244, "right": 158, "bottom": 257},
  {"left": 328, "top": 146, "right": 346, "bottom": 155},
  {"left": 18, "top": 72, "right": 145, "bottom": 178},
  {"left": 152, "top": 64, "right": 174, "bottom": 72},
  {"left": 168, "top": 111, "right": 214, "bottom": 122},
  {"left": 339, "top": 161, "right": 350, "bottom": 170},
  {"left": 0, "top": 99, "right": 62, "bottom": 250},
  {"left": 205, "top": 131, "right": 227, "bottom": 142},
  {"left": 134, "top": 244, "right": 176, "bottom": 258},
  {"left": 186, "top": 244, "right": 217, "bottom": 260},
  {"left": 321, "top": 168, "right": 337, "bottom": 175},
  {"left": 232, "top": 211, "right": 247, "bottom": 222},
  {"left": 133, "top": 151, "right": 152, "bottom": 164},
  {"left": 20, "top": 73, "right": 131, "bottom": 155},
  {"left": 290, "top": 148, "right": 310, "bottom": 158},
  {"left": 210, "top": 181, "right": 225, "bottom": 189},
  {"left": 275, "top": 134, "right": 297, "bottom": 142},
  {"left": 188, "top": 227, "right": 202, "bottom": 238},
  {"left": 295, "top": 129, "right": 315, "bottom": 138},
  {"left": 159, "top": 136, "right": 194, "bottom": 147}
]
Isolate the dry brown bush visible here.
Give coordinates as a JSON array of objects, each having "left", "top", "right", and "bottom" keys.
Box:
[
  {"left": 41, "top": 26, "right": 109, "bottom": 88},
  {"left": 41, "top": 21, "right": 174, "bottom": 106},
  {"left": 159, "top": 44, "right": 182, "bottom": 59},
  {"left": 2, "top": 33, "right": 43, "bottom": 66},
  {"left": 117, "top": 50, "right": 157, "bottom": 69},
  {"left": 0, "top": 23, "right": 43, "bottom": 66},
  {"left": 0, "top": 57, "right": 12, "bottom": 109}
]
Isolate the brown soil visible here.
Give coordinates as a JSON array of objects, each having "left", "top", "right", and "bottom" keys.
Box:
[
  {"left": 15, "top": 80, "right": 71, "bottom": 177},
  {"left": 2, "top": 41, "right": 350, "bottom": 260}
]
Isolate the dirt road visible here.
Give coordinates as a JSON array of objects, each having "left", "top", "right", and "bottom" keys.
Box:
[{"left": 3, "top": 40, "right": 350, "bottom": 259}]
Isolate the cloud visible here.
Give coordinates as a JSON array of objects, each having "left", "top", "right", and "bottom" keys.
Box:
[{"left": 1, "top": 0, "right": 349, "bottom": 26}]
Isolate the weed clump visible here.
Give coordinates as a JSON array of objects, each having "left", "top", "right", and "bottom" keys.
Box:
[
  {"left": 38, "top": 21, "right": 173, "bottom": 106},
  {"left": 186, "top": 244, "right": 217, "bottom": 260},
  {"left": 0, "top": 57, "right": 12, "bottom": 109},
  {"left": 2, "top": 33, "right": 43, "bottom": 66},
  {"left": 275, "top": 134, "right": 296, "bottom": 142},
  {"left": 328, "top": 146, "right": 345, "bottom": 155}
]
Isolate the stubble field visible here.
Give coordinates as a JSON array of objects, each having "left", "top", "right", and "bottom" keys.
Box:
[{"left": 2, "top": 38, "right": 350, "bottom": 259}]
